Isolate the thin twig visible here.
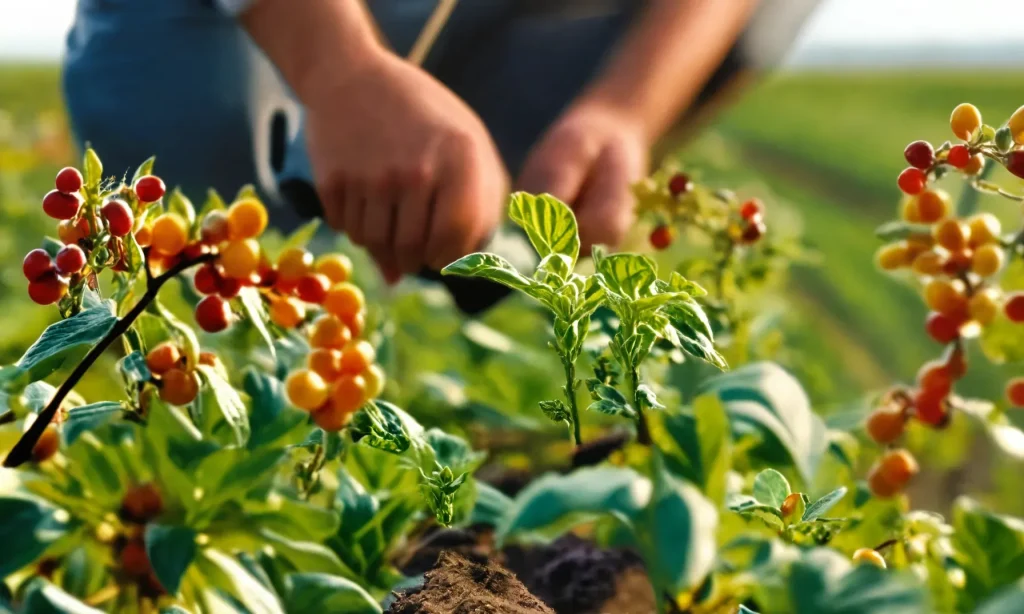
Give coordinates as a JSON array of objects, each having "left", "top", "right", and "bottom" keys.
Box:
[{"left": 3, "top": 253, "right": 215, "bottom": 468}]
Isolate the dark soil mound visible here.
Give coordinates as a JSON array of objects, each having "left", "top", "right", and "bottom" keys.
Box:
[{"left": 388, "top": 551, "right": 554, "bottom": 614}]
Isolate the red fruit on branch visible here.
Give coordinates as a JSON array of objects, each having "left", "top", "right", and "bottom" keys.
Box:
[
  {"left": 897, "top": 167, "right": 927, "bottom": 195},
  {"left": 1007, "top": 150, "right": 1024, "bottom": 179},
  {"left": 1007, "top": 378, "right": 1024, "bottom": 407},
  {"left": 42, "top": 190, "right": 81, "bottom": 220},
  {"left": 28, "top": 271, "right": 68, "bottom": 305},
  {"left": 194, "top": 295, "right": 232, "bottom": 332},
  {"left": 741, "top": 218, "right": 766, "bottom": 244},
  {"left": 217, "top": 276, "right": 243, "bottom": 299},
  {"left": 668, "top": 173, "right": 691, "bottom": 196},
  {"left": 296, "top": 273, "right": 331, "bottom": 304},
  {"left": 904, "top": 140, "right": 934, "bottom": 169},
  {"left": 914, "top": 387, "right": 949, "bottom": 427},
  {"left": 866, "top": 407, "right": 906, "bottom": 444},
  {"left": 649, "top": 225, "right": 674, "bottom": 250},
  {"left": 947, "top": 144, "right": 970, "bottom": 169},
  {"left": 133, "top": 175, "right": 166, "bottom": 203},
  {"left": 101, "top": 200, "right": 134, "bottom": 237},
  {"left": 23, "top": 248, "right": 53, "bottom": 281},
  {"left": 925, "top": 312, "right": 961, "bottom": 344},
  {"left": 55, "top": 244, "right": 86, "bottom": 275},
  {"left": 54, "top": 167, "right": 83, "bottom": 193},
  {"left": 739, "top": 199, "right": 763, "bottom": 221},
  {"left": 917, "top": 360, "right": 952, "bottom": 396},
  {"left": 193, "top": 264, "right": 221, "bottom": 295},
  {"left": 1006, "top": 293, "right": 1024, "bottom": 323}
]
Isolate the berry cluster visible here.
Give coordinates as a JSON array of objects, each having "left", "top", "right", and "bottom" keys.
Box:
[
  {"left": 868, "top": 102, "right": 1024, "bottom": 498},
  {"left": 115, "top": 483, "right": 166, "bottom": 597},
  {"left": 635, "top": 171, "right": 766, "bottom": 251},
  {"left": 143, "top": 342, "right": 216, "bottom": 406},
  {"left": 284, "top": 291, "right": 385, "bottom": 432}
]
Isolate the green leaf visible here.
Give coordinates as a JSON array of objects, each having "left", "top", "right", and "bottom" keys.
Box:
[
  {"left": 700, "top": 362, "right": 828, "bottom": 483},
  {"left": 496, "top": 467, "right": 649, "bottom": 544},
  {"left": 787, "top": 548, "right": 926, "bottom": 614},
  {"left": 802, "top": 487, "right": 847, "bottom": 521},
  {"left": 0, "top": 302, "right": 117, "bottom": 391},
  {"left": 664, "top": 300, "right": 726, "bottom": 370},
  {"left": 471, "top": 481, "right": 514, "bottom": 527},
  {"left": 874, "top": 220, "right": 932, "bottom": 242},
  {"left": 588, "top": 398, "right": 637, "bottom": 419},
  {"left": 167, "top": 188, "right": 196, "bottom": 228},
  {"left": 422, "top": 428, "right": 483, "bottom": 473},
  {"left": 442, "top": 252, "right": 550, "bottom": 302},
  {"left": 734, "top": 504, "right": 786, "bottom": 532},
  {"left": 0, "top": 495, "right": 72, "bottom": 577},
  {"left": 260, "top": 530, "right": 355, "bottom": 578},
  {"left": 244, "top": 368, "right": 307, "bottom": 450},
  {"left": 508, "top": 192, "right": 580, "bottom": 267},
  {"left": 951, "top": 497, "right": 1024, "bottom": 600},
  {"left": 21, "top": 381, "right": 56, "bottom": 412},
  {"left": 635, "top": 384, "right": 665, "bottom": 411},
  {"left": 694, "top": 395, "right": 730, "bottom": 504},
  {"left": 197, "top": 364, "right": 250, "bottom": 447},
  {"left": 349, "top": 400, "right": 418, "bottom": 454},
  {"left": 83, "top": 149, "right": 102, "bottom": 190},
  {"left": 538, "top": 399, "right": 571, "bottom": 423},
  {"left": 243, "top": 497, "right": 341, "bottom": 544},
  {"left": 145, "top": 524, "right": 196, "bottom": 595},
  {"left": 285, "top": 574, "right": 381, "bottom": 614},
  {"left": 597, "top": 253, "right": 657, "bottom": 300},
  {"left": 21, "top": 579, "right": 103, "bottom": 614},
  {"left": 535, "top": 253, "right": 573, "bottom": 284},
  {"left": 753, "top": 469, "right": 790, "bottom": 508},
  {"left": 198, "top": 549, "right": 284, "bottom": 614},
  {"left": 239, "top": 288, "right": 277, "bottom": 359},
  {"left": 976, "top": 580, "right": 1024, "bottom": 614},
  {"left": 119, "top": 351, "right": 151, "bottom": 387},
  {"left": 282, "top": 219, "right": 322, "bottom": 252},
  {"left": 131, "top": 156, "right": 156, "bottom": 184},
  {"left": 957, "top": 397, "right": 1024, "bottom": 460},
  {"left": 64, "top": 402, "right": 123, "bottom": 445}
]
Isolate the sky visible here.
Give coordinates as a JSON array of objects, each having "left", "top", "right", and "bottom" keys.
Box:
[{"left": 1, "top": 0, "right": 1024, "bottom": 63}]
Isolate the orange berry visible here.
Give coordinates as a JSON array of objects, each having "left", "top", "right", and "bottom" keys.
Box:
[
  {"left": 315, "top": 253, "right": 353, "bottom": 283},
  {"left": 340, "top": 340, "right": 375, "bottom": 375},
  {"left": 932, "top": 219, "right": 970, "bottom": 251},
  {"left": 917, "top": 360, "right": 952, "bottom": 396},
  {"left": 150, "top": 213, "right": 189, "bottom": 256},
  {"left": 343, "top": 312, "right": 365, "bottom": 338},
  {"left": 324, "top": 282, "right": 365, "bottom": 319},
  {"left": 277, "top": 247, "right": 313, "bottom": 281},
  {"left": 868, "top": 449, "right": 918, "bottom": 498},
  {"left": 269, "top": 296, "right": 306, "bottom": 329},
  {"left": 971, "top": 244, "right": 1004, "bottom": 277},
  {"left": 1007, "top": 377, "right": 1024, "bottom": 407},
  {"left": 780, "top": 493, "right": 802, "bottom": 518},
  {"left": 285, "top": 369, "right": 329, "bottom": 412},
  {"left": 923, "top": 278, "right": 967, "bottom": 317},
  {"left": 911, "top": 250, "right": 946, "bottom": 277},
  {"left": 363, "top": 364, "right": 385, "bottom": 399},
  {"left": 146, "top": 342, "right": 181, "bottom": 375},
  {"left": 852, "top": 548, "right": 886, "bottom": 569},
  {"left": 875, "top": 243, "right": 911, "bottom": 271},
  {"left": 915, "top": 189, "right": 950, "bottom": 224},
  {"left": 865, "top": 407, "right": 906, "bottom": 444},
  {"left": 329, "top": 374, "right": 368, "bottom": 416},
  {"left": 307, "top": 348, "right": 344, "bottom": 382},
  {"left": 135, "top": 224, "right": 153, "bottom": 247},
  {"left": 226, "top": 198, "right": 268, "bottom": 240},
  {"left": 312, "top": 399, "right": 349, "bottom": 432},
  {"left": 58, "top": 217, "right": 90, "bottom": 244},
  {"left": 219, "top": 239, "right": 261, "bottom": 279},
  {"left": 160, "top": 368, "right": 200, "bottom": 406},
  {"left": 867, "top": 466, "right": 900, "bottom": 499},
  {"left": 198, "top": 351, "right": 220, "bottom": 368},
  {"left": 31, "top": 426, "right": 60, "bottom": 463},
  {"left": 309, "top": 314, "right": 351, "bottom": 349},
  {"left": 969, "top": 288, "right": 1001, "bottom": 326},
  {"left": 963, "top": 153, "right": 985, "bottom": 175},
  {"left": 950, "top": 103, "right": 981, "bottom": 140}
]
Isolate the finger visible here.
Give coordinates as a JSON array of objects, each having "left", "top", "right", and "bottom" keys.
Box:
[
  {"left": 516, "top": 137, "right": 591, "bottom": 205},
  {"left": 393, "top": 175, "right": 434, "bottom": 274},
  {"left": 427, "top": 156, "right": 485, "bottom": 270},
  {"left": 362, "top": 180, "right": 399, "bottom": 277},
  {"left": 344, "top": 180, "right": 368, "bottom": 247},
  {"left": 575, "top": 148, "right": 634, "bottom": 251}
]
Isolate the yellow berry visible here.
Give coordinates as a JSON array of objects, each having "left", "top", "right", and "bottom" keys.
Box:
[
  {"left": 969, "top": 288, "right": 1001, "bottom": 326},
  {"left": 852, "top": 548, "right": 887, "bottom": 569},
  {"left": 219, "top": 239, "right": 261, "bottom": 279},
  {"left": 911, "top": 250, "right": 947, "bottom": 277},
  {"left": 915, "top": 189, "right": 950, "bottom": 224},
  {"left": 932, "top": 219, "right": 970, "bottom": 251},
  {"left": 1009, "top": 104, "right": 1024, "bottom": 144},
  {"left": 923, "top": 278, "right": 968, "bottom": 317},
  {"left": 315, "top": 253, "right": 353, "bottom": 284},
  {"left": 324, "top": 282, "right": 365, "bottom": 319},
  {"left": 150, "top": 213, "right": 189, "bottom": 256},
  {"left": 971, "top": 244, "right": 1004, "bottom": 277},
  {"left": 363, "top": 364, "right": 385, "bottom": 399},
  {"left": 900, "top": 196, "right": 922, "bottom": 223},
  {"left": 950, "top": 103, "right": 982, "bottom": 140},
  {"left": 875, "top": 243, "right": 911, "bottom": 271},
  {"left": 269, "top": 296, "right": 306, "bottom": 329},
  {"left": 967, "top": 213, "right": 1001, "bottom": 247},
  {"left": 226, "top": 198, "right": 268, "bottom": 240},
  {"left": 340, "top": 340, "right": 375, "bottom": 375},
  {"left": 285, "top": 369, "right": 329, "bottom": 412},
  {"left": 277, "top": 247, "right": 314, "bottom": 281},
  {"left": 309, "top": 314, "right": 351, "bottom": 349},
  {"left": 963, "top": 153, "right": 985, "bottom": 175}
]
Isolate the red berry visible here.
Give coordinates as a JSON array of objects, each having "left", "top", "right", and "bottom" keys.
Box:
[
  {"left": 101, "top": 200, "right": 134, "bottom": 237},
  {"left": 1007, "top": 377, "right": 1024, "bottom": 407},
  {"left": 134, "top": 175, "right": 166, "bottom": 203},
  {"left": 296, "top": 273, "right": 331, "bottom": 304},
  {"left": 54, "top": 167, "right": 83, "bottom": 193},
  {"left": 182, "top": 242, "right": 211, "bottom": 261},
  {"left": 23, "top": 249, "right": 53, "bottom": 281},
  {"left": 194, "top": 295, "right": 232, "bottom": 332},
  {"left": 668, "top": 173, "right": 691, "bottom": 197},
  {"left": 1007, "top": 151, "right": 1024, "bottom": 180},
  {"left": 917, "top": 360, "right": 952, "bottom": 397},
  {"left": 914, "top": 388, "right": 948, "bottom": 427},
  {"left": 904, "top": 140, "right": 935, "bottom": 170},
  {"left": 55, "top": 244, "right": 86, "bottom": 275},
  {"left": 28, "top": 271, "right": 68, "bottom": 305},
  {"left": 741, "top": 219, "right": 766, "bottom": 244},
  {"left": 42, "top": 190, "right": 81, "bottom": 220},
  {"left": 649, "top": 225, "right": 674, "bottom": 250},
  {"left": 193, "top": 264, "right": 221, "bottom": 295},
  {"left": 925, "top": 311, "right": 961, "bottom": 344},
  {"left": 897, "top": 167, "right": 927, "bottom": 195},
  {"left": 947, "top": 145, "right": 970, "bottom": 169},
  {"left": 1006, "top": 293, "right": 1024, "bottom": 323},
  {"left": 218, "top": 276, "right": 243, "bottom": 299},
  {"left": 739, "top": 199, "right": 763, "bottom": 220}
]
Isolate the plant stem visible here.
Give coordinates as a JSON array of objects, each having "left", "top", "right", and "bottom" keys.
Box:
[
  {"left": 630, "top": 367, "right": 652, "bottom": 446},
  {"left": 3, "top": 253, "right": 215, "bottom": 468},
  {"left": 562, "top": 358, "right": 582, "bottom": 447}
]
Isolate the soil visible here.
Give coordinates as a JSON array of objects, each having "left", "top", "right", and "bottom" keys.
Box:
[
  {"left": 387, "top": 551, "right": 554, "bottom": 614},
  {"left": 395, "top": 528, "right": 656, "bottom": 614}
]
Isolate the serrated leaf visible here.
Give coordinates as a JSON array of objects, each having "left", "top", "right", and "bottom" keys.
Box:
[
  {"left": 145, "top": 524, "right": 196, "bottom": 595},
  {"left": 441, "top": 252, "right": 554, "bottom": 305},
  {"left": 753, "top": 469, "right": 790, "bottom": 508},
  {"left": 508, "top": 192, "right": 580, "bottom": 267},
  {"left": 197, "top": 364, "right": 250, "bottom": 446},
  {"left": 64, "top": 402, "right": 123, "bottom": 445},
  {"left": 349, "top": 400, "right": 416, "bottom": 453},
  {"left": 597, "top": 253, "right": 657, "bottom": 300},
  {"left": 802, "top": 487, "right": 847, "bottom": 521},
  {"left": 539, "top": 399, "right": 570, "bottom": 422}
]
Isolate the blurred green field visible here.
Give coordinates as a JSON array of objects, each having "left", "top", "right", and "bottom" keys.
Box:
[{"left": 1, "top": 64, "right": 1022, "bottom": 512}]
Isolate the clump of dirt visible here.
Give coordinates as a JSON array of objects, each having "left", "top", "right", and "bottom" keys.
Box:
[
  {"left": 388, "top": 551, "right": 554, "bottom": 614},
  {"left": 504, "top": 534, "right": 656, "bottom": 614}
]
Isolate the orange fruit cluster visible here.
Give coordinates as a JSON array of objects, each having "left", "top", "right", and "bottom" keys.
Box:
[{"left": 145, "top": 341, "right": 206, "bottom": 406}]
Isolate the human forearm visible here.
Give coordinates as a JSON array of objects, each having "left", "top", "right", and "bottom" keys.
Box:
[
  {"left": 238, "top": 0, "right": 386, "bottom": 101},
  {"left": 581, "top": 0, "right": 759, "bottom": 143}
]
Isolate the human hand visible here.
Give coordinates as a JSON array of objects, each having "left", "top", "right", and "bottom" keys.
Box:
[
  {"left": 302, "top": 51, "right": 508, "bottom": 282},
  {"left": 517, "top": 100, "right": 648, "bottom": 252}
]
